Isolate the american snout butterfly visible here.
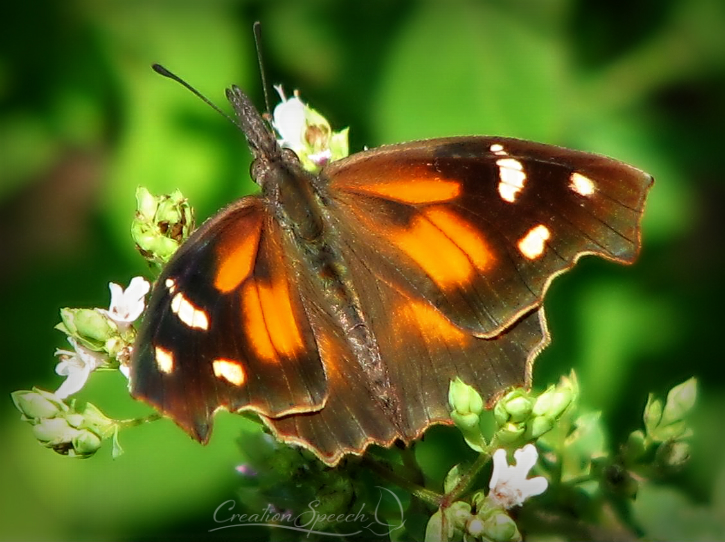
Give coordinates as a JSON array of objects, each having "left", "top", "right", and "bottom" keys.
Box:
[{"left": 130, "top": 65, "right": 653, "bottom": 466}]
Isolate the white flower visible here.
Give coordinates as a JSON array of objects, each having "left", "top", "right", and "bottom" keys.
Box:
[
  {"left": 488, "top": 444, "right": 548, "bottom": 509},
  {"left": 54, "top": 338, "right": 106, "bottom": 399},
  {"left": 271, "top": 85, "right": 348, "bottom": 171},
  {"left": 272, "top": 86, "right": 308, "bottom": 153},
  {"left": 102, "top": 277, "right": 150, "bottom": 330}
]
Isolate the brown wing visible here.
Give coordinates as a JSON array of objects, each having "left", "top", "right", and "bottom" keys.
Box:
[
  {"left": 131, "top": 197, "right": 327, "bottom": 442},
  {"left": 262, "top": 258, "right": 548, "bottom": 465},
  {"left": 322, "top": 136, "right": 653, "bottom": 338}
]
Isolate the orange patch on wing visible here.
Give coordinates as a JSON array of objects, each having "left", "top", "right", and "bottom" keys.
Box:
[
  {"left": 214, "top": 220, "right": 263, "bottom": 293},
  {"left": 390, "top": 207, "right": 491, "bottom": 289},
  {"left": 396, "top": 299, "right": 468, "bottom": 346},
  {"left": 243, "top": 277, "right": 305, "bottom": 362},
  {"left": 423, "top": 207, "right": 492, "bottom": 271},
  {"left": 350, "top": 178, "right": 460, "bottom": 204}
]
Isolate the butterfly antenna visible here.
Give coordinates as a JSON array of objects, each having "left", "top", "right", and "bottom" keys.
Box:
[
  {"left": 151, "top": 63, "right": 243, "bottom": 131},
  {"left": 253, "top": 21, "right": 273, "bottom": 119}
]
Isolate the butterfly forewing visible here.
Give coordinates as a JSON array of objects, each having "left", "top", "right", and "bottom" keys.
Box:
[
  {"left": 131, "top": 197, "right": 328, "bottom": 441},
  {"left": 324, "top": 136, "right": 653, "bottom": 338}
]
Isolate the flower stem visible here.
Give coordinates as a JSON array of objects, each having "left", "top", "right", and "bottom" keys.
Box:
[{"left": 118, "top": 412, "right": 163, "bottom": 429}]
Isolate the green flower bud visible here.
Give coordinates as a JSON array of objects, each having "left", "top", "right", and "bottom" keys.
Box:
[
  {"left": 483, "top": 510, "right": 520, "bottom": 542},
  {"left": 494, "top": 389, "right": 533, "bottom": 428},
  {"left": 655, "top": 440, "right": 690, "bottom": 470},
  {"left": 449, "top": 378, "right": 484, "bottom": 416},
  {"left": 65, "top": 413, "right": 85, "bottom": 428},
  {"left": 532, "top": 385, "right": 555, "bottom": 417},
  {"left": 625, "top": 429, "right": 646, "bottom": 461},
  {"left": 135, "top": 186, "right": 158, "bottom": 221},
  {"left": 496, "top": 422, "right": 525, "bottom": 444},
  {"left": 451, "top": 411, "right": 480, "bottom": 431},
  {"left": 72, "top": 430, "right": 102, "bottom": 457},
  {"left": 643, "top": 394, "right": 663, "bottom": 435},
  {"left": 652, "top": 420, "right": 687, "bottom": 442},
  {"left": 448, "top": 501, "right": 472, "bottom": 530},
  {"left": 661, "top": 377, "right": 697, "bottom": 426},
  {"left": 33, "top": 417, "right": 79, "bottom": 444},
  {"left": 494, "top": 399, "right": 510, "bottom": 426},
  {"left": 58, "top": 308, "right": 115, "bottom": 350},
  {"left": 527, "top": 415, "right": 554, "bottom": 439},
  {"left": 132, "top": 187, "right": 195, "bottom": 266},
  {"left": 548, "top": 389, "right": 574, "bottom": 419},
  {"left": 466, "top": 515, "right": 486, "bottom": 538},
  {"left": 504, "top": 396, "right": 533, "bottom": 423},
  {"left": 12, "top": 390, "right": 64, "bottom": 420}
]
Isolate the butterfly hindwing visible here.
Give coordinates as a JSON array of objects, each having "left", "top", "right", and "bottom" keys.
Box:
[
  {"left": 131, "top": 197, "right": 328, "bottom": 441},
  {"left": 324, "top": 136, "right": 653, "bottom": 338},
  {"left": 263, "top": 251, "right": 549, "bottom": 464}
]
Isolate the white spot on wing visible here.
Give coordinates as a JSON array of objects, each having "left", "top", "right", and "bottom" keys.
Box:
[
  {"left": 213, "top": 359, "right": 245, "bottom": 386},
  {"left": 155, "top": 346, "right": 174, "bottom": 374},
  {"left": 490, "top": 143, "right": 507, "bottom": 156},
  {"left": 170, "top": 292, "right": 209, "bottom": 330},
  {"left": 165, "top": 278, "right": 177, "bottom": 294},
  {"left": 570, "top": 172, "right": 596, "bottom": 196},
  {"left": 497, "top": 158, "right": 527, "bottom": 202},
  {"left": 518, "top": 225, "right": 551, "bottom": 260}
]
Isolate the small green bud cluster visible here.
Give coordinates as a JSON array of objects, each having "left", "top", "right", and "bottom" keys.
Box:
[
  {"left": 12, "top": 389, "right": 119, "bottom": 458},
  {"left": 132, "top": 187, "right": 194, "bottom": 267}
]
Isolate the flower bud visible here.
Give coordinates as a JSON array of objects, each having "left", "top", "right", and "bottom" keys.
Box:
[
  {"left": 625, "top": 429, "right": 646, "bottom": 461},
  {"left": 504, "top": 396, "right": 533, "bottom": 423},
  {"left": 643, "top": 394, "right": 663, "bottom": 434},
  {"left": 12, "top": 390, "right": 64, "bottom": 420},
  {"left": 496, "top": 422, "right": 525, "bottom": 444},
  {"left": 58, "top": 308, "right": 115, "bottom": 350},
  {"left": 661, "top": 377, "right": 697, "bottom": 426},
  {"left": 532, "top": 385, "right": 555, "bottom": 417},
  {"left": 527, "top": 415, "right": 554, "bottom": 439},
  {"left": 655, "top": 440, "right": 690, "bottom": 470},
  {"left": 33, "top": 417, "right": 78, "bottom": 444},
  {"left": 483, "top": 510, "right": 520, "bottom": 542},
  {"left": 449, "top": 378, "right": 484, "bottom": 417},
  {"left": 132, "top": 187, "right": 195, "bottom": 266},
  {"left": 72, "top": 430, "right": 103, "bottom": 457}
]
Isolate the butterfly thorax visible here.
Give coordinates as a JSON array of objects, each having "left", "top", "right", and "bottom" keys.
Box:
[{"left": 272, "top": 159, "right": 404, "bottom": 424}]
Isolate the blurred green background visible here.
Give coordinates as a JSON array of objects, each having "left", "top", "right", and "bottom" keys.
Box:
[{"left": 2, "top": 0, "right": 724, "bottom": 540}]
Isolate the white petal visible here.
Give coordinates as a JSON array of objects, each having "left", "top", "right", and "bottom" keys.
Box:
[
  {"left": 273, "top": 97, "right": 306, "bottom": 149},
  {"left": 54, "top": 358, "right": 92, "bottom": 399},
  {"left": 127, "top": 276, "right": 151, "bottom": 299},
  {"left": 53, "top": 338, "right": 105, "bottom": 399},
  {"left": 107, "top": 282, "right": 124, "bottom": 310},
  {"left": 523, "top": 476, "right": 548, "bottom": 498},
  {"left": 489, "top": 448, "right": 509, "bottom": 489},
  {"left": 513, "top": 444, "right": 538, "bottom": 474}
]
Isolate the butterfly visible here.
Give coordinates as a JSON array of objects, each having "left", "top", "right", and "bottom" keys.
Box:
[{"left": 130, "top": 66, "right": 653, "bottom": 466}]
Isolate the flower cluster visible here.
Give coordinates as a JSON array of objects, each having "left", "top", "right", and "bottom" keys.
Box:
[{"left": 12, "top": 277, "right": 151, "bottom": 458}]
